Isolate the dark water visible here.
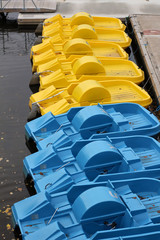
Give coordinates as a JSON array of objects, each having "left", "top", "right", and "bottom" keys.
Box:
[{"left": 0, "top": 16, "right": 36, "bottom": 239}]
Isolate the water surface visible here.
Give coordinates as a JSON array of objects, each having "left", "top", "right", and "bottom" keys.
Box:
[{"left": 0, "top": 16, "right": 36, "bottom": 239}]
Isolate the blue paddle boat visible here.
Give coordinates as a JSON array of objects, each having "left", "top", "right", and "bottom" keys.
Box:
[
  {"left": 25, "top": 103, "right": 160, "bottom": 151},
  {"left": 23, "top": 135, "right": 160, "bottom": 193},
  {"left": 12, "top": 177, "right": 160, "bottom": 240},
  {"left": 24, "top": 223, "right": 160, "bottom": 240}
]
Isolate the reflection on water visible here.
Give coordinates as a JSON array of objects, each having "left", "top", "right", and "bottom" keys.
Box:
[
  {"left": 0, "top": 27, "right": 35, "bottom": 55},
  {"left": 0, "top": 16, "right": 36, "bottom": 239}
]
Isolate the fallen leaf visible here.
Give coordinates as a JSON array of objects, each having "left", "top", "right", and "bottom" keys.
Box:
[
  {"left": 6, "top": 224, "right": 11, "bottom": 230},
  {"left": 3, "top": 208, "right": 11, "bottom": 216},
  {"left": 17, "top": 188, "right": 22, "bottom": 192}
]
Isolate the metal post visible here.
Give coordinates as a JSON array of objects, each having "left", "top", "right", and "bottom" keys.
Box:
[
  {"left": 22, "top": 0, "right": 38, "bottom": 11},
  {"left": 0, "top": 0, "right": 2, "bottom": 9},
  {"left": 23, "top": 0, "right": 25, "bottom": 10}
]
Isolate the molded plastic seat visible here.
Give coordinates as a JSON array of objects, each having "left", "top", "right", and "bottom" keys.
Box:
[
  {"left": 71, "top": 104, "right": 113, "bottom": 131},
  {"left": 72, "top": 186, "right": 125, "bottom": 222}
]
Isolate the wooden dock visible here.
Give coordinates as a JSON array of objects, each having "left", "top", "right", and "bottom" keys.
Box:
[
  {"left": 0, "top": 0, "right": 57, "bottom": 13},
  {"left": 130, "top": 15, "right": 160, "bottom": 104}
]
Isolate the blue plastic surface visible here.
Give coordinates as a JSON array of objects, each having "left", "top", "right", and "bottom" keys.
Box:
[
  {"left": 23, "top": 135, "right": 160, "bottom": 193},
  {"left": 92, "top": 225, "right": 160, "bottom": 239},
  {"left": 23, "top": 222, "right": 160, "bottom": 240},
  {"left": 25, "top": 103, "right": 160, "bottom": 151},
  {"left": 12, "top": 177, "right": 160, "bottom": 239},
  {"left": 15, "top": 102, "right": 160, "bottom": 239}
]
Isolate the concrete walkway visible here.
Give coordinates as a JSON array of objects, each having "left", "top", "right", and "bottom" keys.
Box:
[{"left": 18, "top": 0, "right": 160, "bottom": 24}]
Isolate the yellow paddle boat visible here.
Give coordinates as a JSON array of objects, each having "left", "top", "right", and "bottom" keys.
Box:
[
  {"left": 43, "top": 12, "right": 126, "bottom": 31},
  {"left": 29, "top": 79, "right": 152, "bottom": 119},
  {"left": 41, "top": 24, "right": 131, "bottom": 48},
  {"left": 31, "top": 39, "right": 128, "bottom": 70},
  {"left": 31, "top": 56, "right": 144, "bottom": 89}
]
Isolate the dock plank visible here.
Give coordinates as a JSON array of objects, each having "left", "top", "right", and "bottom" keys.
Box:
[
  {"left": 130, "top": 15, "right": 160, "bottom": 104},
  {"left": 0, "top": 0, "right": 57, "bottom": 12}
]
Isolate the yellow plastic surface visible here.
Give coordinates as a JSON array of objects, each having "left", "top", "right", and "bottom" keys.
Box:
[
  {"left": 39, "top": 69, "right": 70, "bottom": 89},
  {"left": 72, "top": 80, "right": 111, "bottom": 102},
  {"left": 63, "top": 39, "right": 128, "bottom": 59},
  {"left": 30, "top": 85, "right": 58, "bottom": 108},
  {"left": 37, "top": 56, "right": 144, "bottom": 90},
  {"left": 31, "top": 39, "right": 128, "bottom": 72},
  {"left": 73, "top": 56, "right": 144, "bottom": 84},
  {"left": 43, "top": 12, "right": 126, "bottom": 31},
  {"left": 85, "top": 41, "right": 128, "bottom": 59},
  {"left": 29, "top": 79, "right": 152, "bottom": 116},
  {"left": 36, "top": 59, "right": 63, "bottom": 75},
  {"left": 70, "top": 12, "right": 95, "bottom": 26},
  {"left": 42, "top": 32, "right": 64, "bottom": 44},
  {"left": 31, "top": 38, "right": 92, "bottom": 60},
  {"left": 32, "top": 44, "right": 128, "bottom": 74},
  {"left": 42, "top": 24, "right": 131, "bottom": 48},
  {"left": 63, "top": 38, "right": 93, "bottom": 56},
  {"left": 73, "top": 56, "right": 106, "bottom": 75},
  {"left": 92, "top": 16, "right": 125, "bottom": 30},
  {"left": 43, "top": 14, "right": 63, "bottom": 26},
  {"left": 34, "top": 56, "right": 73, "bottom": 74},
  {"left": 42, "top": 26, "right": 61, "bottom": 38},
  {"left": 32, "top": 49, "right": 56, "bottom": 72},
  {"left": 88, "top": 29, "right": 131, "bottom": 49},
  {"left": 30, "top": 39, "right": 55, "bottom": 59},
  {"left": 71, "top": 25, "right": 98, "bottom": 39}
]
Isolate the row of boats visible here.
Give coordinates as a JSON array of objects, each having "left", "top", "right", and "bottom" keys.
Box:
[{"left": 12, "top": 12, "right": 160, "bottom": 240}]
